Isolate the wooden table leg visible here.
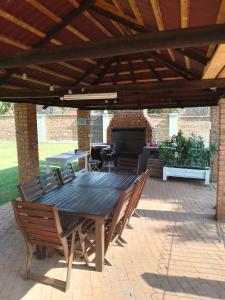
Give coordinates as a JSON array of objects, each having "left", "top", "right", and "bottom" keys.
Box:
[{"left": 95, "top": 218, "right": 104, "bottom": 272}]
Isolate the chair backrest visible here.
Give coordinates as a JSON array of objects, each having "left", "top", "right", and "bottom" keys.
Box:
[
  {"left": 56, "top": 163, "right": 76, "bottom": 184},
  {"left": 11, "top": 200, "right": 69, "bottom": 259},
  {"left": 17, "top": 177, "right": 45, "bottom": 202},
  {"left": 105, "top": 184, "right": 136, "bottom": 251},
  {"left": 40, "top": 170, "right": 61, "bottom": 193},
  {"left": 116, "top": 156, "right": 138, "bottom": 174}
]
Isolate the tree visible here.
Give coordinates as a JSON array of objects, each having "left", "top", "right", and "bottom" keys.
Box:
[{"left": 0, "top": 102, "right": 12, "bottom": 115}]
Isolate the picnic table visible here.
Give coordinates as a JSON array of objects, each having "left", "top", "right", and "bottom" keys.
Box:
[
  {"left": 45, "top": 150, "right": 89, "bottom": 174},
  {"left": 34, "top": 171, "right": 137, "bottom": 271}
]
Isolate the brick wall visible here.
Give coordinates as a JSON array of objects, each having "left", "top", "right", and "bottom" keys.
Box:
[
  {"left": 45, "top": 115, "right": 77, "bottom": 141},
  {"left": 178, "top": 116, "right": 210, "bottom": 146},
  {"left": 0, "top": 116, "right": 16, "bottom": 141},
  {"left": 148, "top": 113, "right": 169, "bottom": 142}
]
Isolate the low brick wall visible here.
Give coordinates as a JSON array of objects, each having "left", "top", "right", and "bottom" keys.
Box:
[
  {"left": 0, "top": 112, "right": 211, "bottom": 145},
  {"left": 45, "top": 115, "right": 77, "bottom": 141},
  {"left": 0, "top": 116, "right": 16, "bottom": 141},
  {"left": 148, "top": 113, "right": 169, "bottom": 142}
]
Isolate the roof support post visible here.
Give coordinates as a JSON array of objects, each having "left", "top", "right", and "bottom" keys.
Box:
[{"left": 14, "top": 103, "right": 39, "bottom": 184}]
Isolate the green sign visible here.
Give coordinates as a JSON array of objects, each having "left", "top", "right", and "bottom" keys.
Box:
[{"left": 78, "top": 117, "right": 87, "bottom": 125}]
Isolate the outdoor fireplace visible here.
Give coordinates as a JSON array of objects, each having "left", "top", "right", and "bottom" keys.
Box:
[
  {"left": 107, "top": 110, "right": 152, "bottom": 153},
  {"left": 112, "top": 128, "right": 145, "bottom": 155}
]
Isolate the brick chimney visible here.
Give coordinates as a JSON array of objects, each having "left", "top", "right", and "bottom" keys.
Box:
[{"left": 107, "top": 110, "right": 152, "bottom": 145}]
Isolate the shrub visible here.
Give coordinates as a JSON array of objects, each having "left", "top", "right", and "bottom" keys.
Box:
[{"left": 158, "top": 130, "right": 217, "bottom": 168}]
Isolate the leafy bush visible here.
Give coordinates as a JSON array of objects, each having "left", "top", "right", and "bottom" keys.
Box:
[{"left": 158, "top": 130, "right": 217, "bottom": 169}]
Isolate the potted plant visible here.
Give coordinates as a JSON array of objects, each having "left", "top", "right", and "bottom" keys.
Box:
[{"left": 158, "top": 130, "right": 217, "bottom": 184}]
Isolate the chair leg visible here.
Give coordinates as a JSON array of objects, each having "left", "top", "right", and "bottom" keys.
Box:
[
  {"left": 25, "top": 242, "right": 33, "bottom": 280},
  {"left": 78, "top": 228, "right": 89, "bottom": 266},
  {"left": 65, "top": 231, "right": 75, "bottom": 292}
]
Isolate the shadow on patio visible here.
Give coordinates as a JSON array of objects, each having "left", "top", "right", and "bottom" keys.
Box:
[{"left": 0, "top": 177, "right": 224, "bottom": 300}]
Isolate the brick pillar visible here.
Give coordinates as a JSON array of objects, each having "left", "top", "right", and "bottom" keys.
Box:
[
  {"left": 14, "top": 103, "right": 39, "bottom": 184},
  {"left": 210, "top": 106, "right": 219, "bottom": 182},
  {"left": 77, "top": 109, "right": 91, "bottom": 169},
  {"left": 217, "top": 99, "right": 225, "bottom": 220}
]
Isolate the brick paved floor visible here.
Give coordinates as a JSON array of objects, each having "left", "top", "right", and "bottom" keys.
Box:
[{"left": 1, "top": 178, "right": 225, "bottom": 300}]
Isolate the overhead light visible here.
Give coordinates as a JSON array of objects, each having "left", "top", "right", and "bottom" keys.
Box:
[
  {"left": 68, "top": 89, "right": 72, "bottom": 95},
  {"left": 49, "top": 85, "right": 54, "bottom": 91},
  {"left": 63, "top": 92, "right": 117, "bottom": 101},
  {"left": 105, "top": 100, "right": 108, "bottom": 104},
  {"left": 22, "top": 73, "right": 27, "bottom": 80}
]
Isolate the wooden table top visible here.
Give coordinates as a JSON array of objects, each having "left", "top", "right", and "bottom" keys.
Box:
[
  {"left": 73, "top": 171, "right": 137, "bottom": 190},
  {"left": 35, "top": 172, "right": 137, "bottom": 218}
]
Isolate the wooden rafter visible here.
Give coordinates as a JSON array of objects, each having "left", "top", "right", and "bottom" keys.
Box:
[
  {"left": 127, "top": 58, "right": 136, "bottom": 83},
  {"left": 34, "top": 0, "right": 94, "bottom": 48},
  {"left": 0, "top": 1, "right": 94, "bottom": 86},
  {"left": 93, "top": 58, "right": 116, "bottom": 85},
  {"left": 72, "top": 59, "right": 106, "bottom": 86},
  {"left": 207, "top": 0, "right": 225, "bottom": 58},
  {"left": 128, "top": 0, "right": 144, "bottom": 26},
  {"left": 2, "top": 24, "right": 223, "bottom": 69},
  {"left": 175, "top": 48, "right": 208, "bottom": 65},
  {"left": 150, "top": 52, "right": 199, "bottom": 79},
  {"left": 141, "top": 54, "right": 162, "bottom": 81},
  {"left": 112, "top": 57, "right": 121, "bottom": 85},
  {"left": 90, "top": 2, "right": 146, "bottom": 33},
  {"left": 150, "top": 0, "right": 176, "bottom": 61},
  {"left": 180, "top": 0, "right": 191, "bottom": 70},
  {"left": 1, "top": 79, "right": 224, "bottom": 98}
]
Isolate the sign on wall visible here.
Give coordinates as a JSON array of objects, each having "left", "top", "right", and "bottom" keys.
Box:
[{"left": 78, "top": 117, "right": 87, "bottom": 125}]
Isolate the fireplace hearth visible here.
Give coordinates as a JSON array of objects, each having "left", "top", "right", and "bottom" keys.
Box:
[{"left": 112, "top": 128, "right": 145, "bottom": 156}]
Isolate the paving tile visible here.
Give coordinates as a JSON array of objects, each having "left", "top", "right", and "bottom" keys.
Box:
[{"left": 1, "top": 178, "right": 225, "bottom": 300}]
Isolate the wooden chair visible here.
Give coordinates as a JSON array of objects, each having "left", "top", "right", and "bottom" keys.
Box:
[
  {"left": 116, "top": 155, "right": 139, "bottom": 174},
  {"left": 40, "top": 169, "right": 62, "bottom": 193},
  {"left": 81, "top": 184, "right": 136, "bottom": 262},
  {"left": 128, "top": 169, "right": 150, "bottom": 220},
  {"left": 11, "top": 200, "right": 88, "bottom": 292},
  {"left": 17, "top": 177, "right": 45, "bottom": 202},
  {"left": 56, "top": 163, "right": 76, "bottom": 184}
]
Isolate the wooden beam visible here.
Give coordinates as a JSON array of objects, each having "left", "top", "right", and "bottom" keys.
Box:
[
  {"left": 150, "top": 0, "right": 176, "bottom": 62},
  {"left": 89, "top": 4, "right": 147, "bottom": 32},
  {"left": 0, "top": 1, "right": 94, "bottom": 86},
  {"left": 175, "top": 48, "right": 208, "bottom": 65},
  {"left": 1, "top": 78, "right": 225, "bottom": 99},
  {"left": 35, "top": 0, "right": 94, "bottom": 48},
  {"left": 203, "top": 44, "right": 225, "bottom": 79},
  {"left": 128, "top": 0, "right": 144, "bottom": 26},
  {"left": 180, "top": 0, "right": 191, "bottom": 70},
  {"left": 127, "top": 58, "right": 136, "bottom": 83},
  {"left": 2, "top": 24, "right": 225, "bottom": 69},
  {"left": 149, "top": 52, "right": 199, "bottom": 79},
  {"left": 93, "top": 58, "right": 116, "bottom": 85},
  {"left": 207, "top": 0, "right": 225, "bottom": 58},
  {"left": 112, "top": 57, "right": 121, "bottom": 85},
  {"left": 72, "top": 60, "right": 106, "bottom": 86},
  {"left": 141, "top": 53, "right": 162, "bottom": 81}
]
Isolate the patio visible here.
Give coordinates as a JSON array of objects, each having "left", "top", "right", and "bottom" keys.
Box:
[{"left": 1, "top": 178, "right": 224, "bottom": 300}]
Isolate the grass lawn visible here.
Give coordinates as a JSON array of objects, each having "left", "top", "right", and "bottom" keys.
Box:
[{"left": 0, "top": 141, "right": 78, "bottom": 205}]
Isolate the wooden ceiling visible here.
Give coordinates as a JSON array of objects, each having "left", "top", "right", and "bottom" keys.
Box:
[{"left": 0, "top": 0, "right": 225, "bottom": 109}]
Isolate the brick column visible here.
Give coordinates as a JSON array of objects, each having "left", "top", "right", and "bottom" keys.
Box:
[
  {"left": 77, "top": 109, "right": 91, "bottom": 169},
  {"left": 14, "top": 103, "right": 39, "bottom": 184},
  {"left": 217, "top": 99, "right": 225, "bottom": 220},
  {"left": 210, "top": 106, "right": 219, "bottom": 182}
]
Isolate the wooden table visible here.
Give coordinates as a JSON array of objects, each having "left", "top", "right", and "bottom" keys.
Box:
[
  {"left": 45, "top": 150, "right": 89, "bottom": 174},
  {"left": 34, "top": 172, "right": 137, "bottom": 271}
]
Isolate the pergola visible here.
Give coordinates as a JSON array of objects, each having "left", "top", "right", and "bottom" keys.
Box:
[{"left": 0, "top": 0, "right": 225, "bottom": 219}]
